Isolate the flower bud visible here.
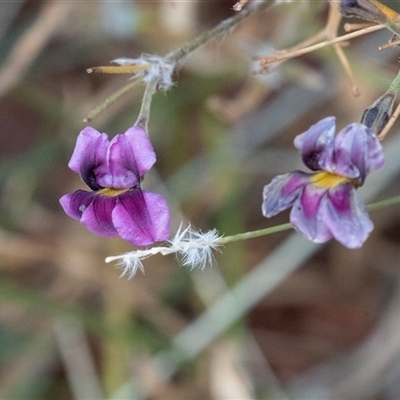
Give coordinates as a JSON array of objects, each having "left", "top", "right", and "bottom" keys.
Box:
[
  {"left": 340, "top": 0, "right": 396, "bottom": 24},
  {"left": 360, "top": 91, "right": 395, "bottom": 134}
]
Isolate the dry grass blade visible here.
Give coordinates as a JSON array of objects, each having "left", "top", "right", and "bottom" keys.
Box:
[{"left": 0, "top": 1, "right": 73, "bottom": 97}]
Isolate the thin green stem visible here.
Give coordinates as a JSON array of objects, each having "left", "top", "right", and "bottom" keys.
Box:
[
  {"left": 366, "top": 195, "right": 400, "bottom": 211},
  {"left": 137, "top": 1, "right": 272, "bottom": 128},
  {"left": 218, "top": 195, "right": 400, "bottom": 245},
  {"left": 84, "top": 79, "right": 140, "bottom": 123},
  {"left": 384, "top": 20, "right": 400, "bottom": 37},
  {"left": 133, "top": 2, "right": 273, "bottom": 129},
  {"left": 218, "top": 223, "right": 292, "bottom": 244},
  {"left": 166, "top": 0, "right": 273, "bottom": 64},
  {"left": 388, "top": 67, "right": 400, "bottom": 93},
  {"left": 85, "top": 1, "right": 273, "bottom": 122},
  {"left": 134, "top": 78, "right": 157, "bottom": 132}
]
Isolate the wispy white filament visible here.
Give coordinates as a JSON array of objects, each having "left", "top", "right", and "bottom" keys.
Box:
[
  {"left": 112, "top": 54, "right": 175, "bottom": 91},
  {"left": 105, "top": 224, "right": 223, "bottom": 279},
  {"left": 170, "top": 225, "right": 222, "bottom": 270}
]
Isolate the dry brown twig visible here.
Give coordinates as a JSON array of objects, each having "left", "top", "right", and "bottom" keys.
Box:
[{"left": 255, "top": 2, "right": 388, "bottom": 96}]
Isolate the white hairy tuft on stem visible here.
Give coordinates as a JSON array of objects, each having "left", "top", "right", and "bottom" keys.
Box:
[{"left": 105, "top": 224, "right": 223, "bottom": 279}]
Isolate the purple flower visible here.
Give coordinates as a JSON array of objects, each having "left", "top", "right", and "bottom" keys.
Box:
[
  {"left": 60, "top": 126, "right": 170, "bottom": 246},
  {"left": 262, "top": 117, "right": 384, "bottom": 248}
]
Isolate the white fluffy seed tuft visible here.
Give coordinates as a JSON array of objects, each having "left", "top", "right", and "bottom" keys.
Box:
[{"left": 105, "top": 224, "right": 223, "bottom": 278}]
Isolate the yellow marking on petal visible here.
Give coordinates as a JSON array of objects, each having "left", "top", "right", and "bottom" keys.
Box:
[
  {"left": 98, "top": 188, "right": 129, "bottom": 197},
  {"left": 311, "top": 172, "right": 351, "bottom": 188},
  {"left": 369, "top": 0, "right": 399, "bottom": 22}
]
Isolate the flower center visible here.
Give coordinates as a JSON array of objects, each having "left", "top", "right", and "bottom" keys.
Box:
[
  {"left": 311, "top": 171, "right": 353, "bottom": 188},
  {"left": 98, "top": 187, "right": 130, "bottom": 197}
]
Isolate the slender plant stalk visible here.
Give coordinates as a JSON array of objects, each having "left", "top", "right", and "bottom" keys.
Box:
[
  {"left": 377, "top": 67, "right": 400, "bottom": 140},
  {"left": 84, "top": 79, "right": 140, "bottom": 123},
  {"left": 133, "top": 1, "right": 274, "bottom": 129},
  {"left": 219, "top": 195, "right": 400, "bottom": 245},
  {"left": 134, "top": 78, "right": 158, "bottom": 131},
  {"left": 379, "top": 101, "right": 400, "bottom": 140},
  {"left": 218, "top": 223, "right": 292, "bottom": 244},
  {"left": 256, "top": 23, "right": 383, "bottom": 64},
  {"left": 366, "top": 195, "right": 400, "bottom": 211},
  {"left": 102, "top": 267, "right": 133, "bottom": 397},
  {"left": 84, "top": 1, "right": 274, "bottom": 123},
  {"left": 166, "top": 1, "right": 274, "bottom": 64}
]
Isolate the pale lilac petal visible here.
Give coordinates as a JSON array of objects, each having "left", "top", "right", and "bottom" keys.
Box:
[
  {"left": 68, "top": 127, "right": 109, "bottom": 190},
  {"left": 59, "top": 190, "right": 96, "bottom": 220},
  {"left": 80, "top": 196, "right": 119, "bottom": 237},
  {"left": 333, "top": 123, "right": 384, "bottom": 183},
  {"left": 124, "top": 126, "right": 156, "bottom": 176},
  {"left": 324, "top": 184, "right": 373, "bottom": 248},
  {"left": 294, "top": 117, "right": 336, "bottom": 171},
  {"left": 112, "top": 189, "right": 170, "bottom": 246},
  {"left": 290, "top": 184, "right": 332, "bottom": 243},
  {"left": 97, "top": 134, "right": 139, "bottom": 188},
  {"left": 262, "top": 172, "right": 311, "bottom": 217}
]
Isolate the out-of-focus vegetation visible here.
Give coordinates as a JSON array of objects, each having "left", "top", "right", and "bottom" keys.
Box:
[{"left": 1, "top": 1, "right": 400, "bottom": 399}]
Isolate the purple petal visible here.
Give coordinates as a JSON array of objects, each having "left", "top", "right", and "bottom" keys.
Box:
[
  {"left": 290, "top": 184, "right": 333, "bottom": 243},
  {"left": 68, "top": 127, "right": 109, "bottom": 190},
  {"left": 323, "top": 184, "right": 373, "bottom": 248},
  {"left": 262, "top": 172, "right": 311, "bottom": 217},
  {"left": 80, "top": 195, "right": 119, "bottom": 237},
  {"left": 333, "top": 123, "right": 384, "bottom": 183},
  {"left": 124, "top": 126, "right": 156, "bottom": 176},
  {"left": 294, "top": 117, "right": 336, "bottom": 171},
  {"left": 98, "top": 134, "right": 140, "bottom": 188},
  {"left": 112, "top": 189, "right": 170, "bottom": 246},
  {"left": 59, "top": 190, "right": 96, "bottom": 220}
]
